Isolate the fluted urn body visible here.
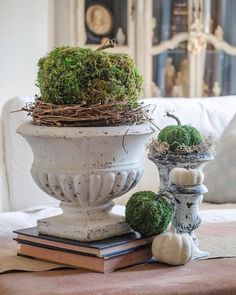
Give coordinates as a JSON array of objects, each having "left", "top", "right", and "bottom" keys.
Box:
[{"left": 17, "top": 122, "right": 154, "bottom": 241}]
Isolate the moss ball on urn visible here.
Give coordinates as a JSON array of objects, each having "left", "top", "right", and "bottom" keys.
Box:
[
  {"left": 125, "top": 191, "right": 174, "bottom": 237},
  {"left": 158, "top": 112, "right": 203, "bottom": 152},
  {"left": 36, "top": 46, "right": 143, "bottom": 106}
]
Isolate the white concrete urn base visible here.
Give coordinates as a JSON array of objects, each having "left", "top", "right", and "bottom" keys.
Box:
[
  {"left": 39, "top": 203, "right": 130, "bottom": 241},
  {"left": 17, "top": 123, "right": 154, "bottom": 241}
]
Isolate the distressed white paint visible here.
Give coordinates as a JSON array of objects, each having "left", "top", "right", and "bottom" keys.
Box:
[
  {"left": 169, "top": 183, "right": 209, "bottom": 259},
  {"left": 17, "top": 123, "right": 154, "bottom": 241}
]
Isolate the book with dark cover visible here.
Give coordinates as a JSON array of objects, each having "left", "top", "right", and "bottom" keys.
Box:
[
  {"left": 17, "top": 242, "right": 153, "bottom": 273},
  {"left": 14, "top": 227, "right": 154, "bottom": 257}
]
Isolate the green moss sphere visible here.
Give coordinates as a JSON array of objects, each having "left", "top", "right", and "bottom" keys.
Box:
[
  {"left": 158, "top": 125, "right": 203, "bottom": 152},
  {"left": 36, "top": 46, "right": 143, "bottom": 106},
  {"left": 184, "top": 125, "right": 203, "bottom": 146},
  {"left": 125, "top": 191, "right": 173, "bottom": 237}
]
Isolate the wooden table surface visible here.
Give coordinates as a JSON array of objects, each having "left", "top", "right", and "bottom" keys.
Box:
[{"left": 0, "top": 223, "right": 236, "bottom": 295}]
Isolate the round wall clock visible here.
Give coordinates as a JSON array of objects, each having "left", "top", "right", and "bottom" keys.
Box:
[{"left": 85, "top": 4, "right": 113, "bottom": 36}]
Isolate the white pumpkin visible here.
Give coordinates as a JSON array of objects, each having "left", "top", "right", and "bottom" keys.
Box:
[
  {"left": 169, "top": 167, "right": 204, "bottom": 186},
  {"left": 151, "top": 230, "right": 194, "bottom": 266}
]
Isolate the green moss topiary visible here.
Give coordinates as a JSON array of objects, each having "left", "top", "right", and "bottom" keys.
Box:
[
  {"left": 158, "top": 112, "right": 203, "bottom": 152},
  {"left": 36, "top": 46, "right": 143, "bottom": 106},
  {"left": 125, "top": 191, "right": 173, "bottom": 237}
]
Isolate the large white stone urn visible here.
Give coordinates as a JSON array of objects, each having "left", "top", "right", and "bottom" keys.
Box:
[{"left": 17, "top": 123, "right": 154, "bottom": 241}]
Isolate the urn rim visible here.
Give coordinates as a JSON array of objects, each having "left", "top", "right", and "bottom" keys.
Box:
[
  {"left": 148, "top": 152, "right": 214, "bottom": 164},
  {"left": 17, "top": 122, "right": 155, "bottom": 139}
]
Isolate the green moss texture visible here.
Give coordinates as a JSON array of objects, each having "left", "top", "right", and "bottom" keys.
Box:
[
  {"left": 125, "top": 191, "right": 173, "bottom": 237},
  {"left": 158, "top": 125, "right": 203, "bottom": 152},
  {"left": 36, "top": 46, "right": 143, "bottom": 106}
]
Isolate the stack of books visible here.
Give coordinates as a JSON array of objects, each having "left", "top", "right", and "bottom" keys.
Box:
[{"left": 14, "top": 228, "right": 154, "bottom": 273}]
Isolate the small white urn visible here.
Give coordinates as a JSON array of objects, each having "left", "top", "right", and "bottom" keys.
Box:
[
  {"left": 17, "top": 123, "right": 154, "bottom": 241},
  {"left": 168, "top": 167, "right": 209, "bottom": 259}
]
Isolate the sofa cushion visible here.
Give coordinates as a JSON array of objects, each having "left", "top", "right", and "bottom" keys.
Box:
[
  {"left": 146, "top": 96, "right": 236, "bottom": 139},
  {"left": 117, "top": 96, "right": 236, "bottom": 205},
  {"left": 204, "top": 112, "right": 236, "bottom": 203}
]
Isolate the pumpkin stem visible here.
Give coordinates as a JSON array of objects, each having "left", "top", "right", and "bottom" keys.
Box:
[
  {"left": 96, "top": 38, "right": 117, "bottom": 51},
  {"left": 166, "top": 111, "right": 181, "bottom": 126}
]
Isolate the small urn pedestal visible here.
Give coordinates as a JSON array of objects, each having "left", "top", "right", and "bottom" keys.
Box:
[
  {"left": 148, "top": 152, "right": 213, "bottom": 191},
  {"left": 168, "top": 179, "right": 209, "bottom": 260}
]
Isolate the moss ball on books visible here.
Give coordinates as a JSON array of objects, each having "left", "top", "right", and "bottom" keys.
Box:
[{"left": 125, "top": 191, "right": 173, "bottom": 237}]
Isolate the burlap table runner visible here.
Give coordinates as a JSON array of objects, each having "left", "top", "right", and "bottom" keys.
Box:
[
  {"left": 198, "top": 222, "right": 236, "bottom": 258},
  {"left": 0, "top": 222, "right": 235, "bottom": 273},
  {"left": 0, "top": 249, "right": 66, "bottom": 273}
]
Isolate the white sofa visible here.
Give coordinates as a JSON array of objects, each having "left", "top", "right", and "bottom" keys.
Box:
[{"left": 1, "top": 96, "right": 236, "bottom": 236}]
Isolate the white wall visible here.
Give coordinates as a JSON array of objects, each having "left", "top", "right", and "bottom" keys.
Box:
[{"left": 0, "top": 0, "right": 51, "bottom": 110}]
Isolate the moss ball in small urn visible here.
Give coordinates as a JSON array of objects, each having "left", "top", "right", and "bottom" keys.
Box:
[
  {"left": 157, "top": 112, "right": 203, "bottom": 152},
  {"left": 147, "top": 111, "right": 213, "bottom": 191}
]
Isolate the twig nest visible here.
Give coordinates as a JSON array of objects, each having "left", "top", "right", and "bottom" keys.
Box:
[
  {"left": 169, "top": 168, "right": 204, "bottom": 186},
  {"left": 152, "top": 230, "right": 194, "bottom": 265},
  {"left": 125, "top": 191, "right": 174, "bottom": 237},
  {"left": 37, "top": 46, "right": 143, "bottom": 106},
  {"left": 157, "top": 112, "right": 203, "bottom": 152}
]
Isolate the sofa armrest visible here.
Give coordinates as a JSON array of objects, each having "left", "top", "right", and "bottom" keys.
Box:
[
  {"left": 2, "top": 97, "right": 58, "bottom": 212},
  {"left": 0, "top": 116, "right": 10, "bottom": 212},
  {"left": 143, "top": 96, "right": 236, "bottom": 139}
]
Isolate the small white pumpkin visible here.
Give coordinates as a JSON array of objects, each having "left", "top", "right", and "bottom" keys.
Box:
[
  {"left": 169, "top": 167, "right": 204, "bottom": 186},
  {"left": 151, "top": 229, "right": 194, "bottom": 266}
]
